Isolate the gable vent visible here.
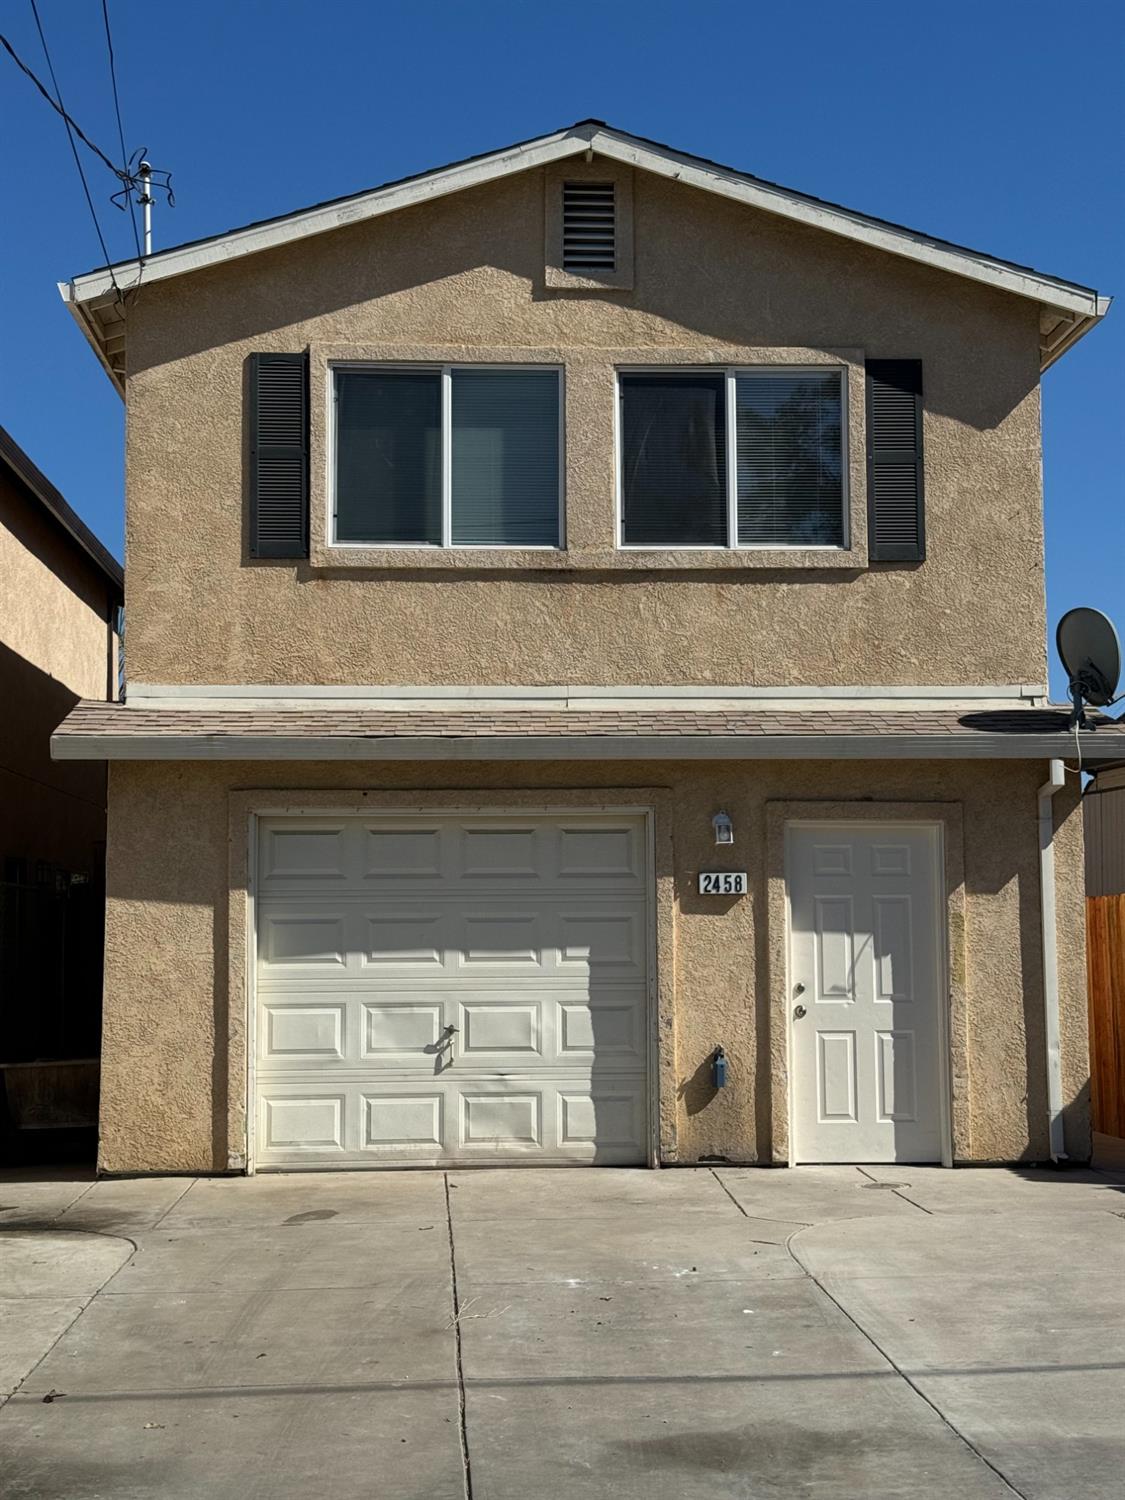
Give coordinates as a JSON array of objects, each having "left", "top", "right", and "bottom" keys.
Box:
[{"left": 562, "top": 182, "right": 616, "bottom": 271}]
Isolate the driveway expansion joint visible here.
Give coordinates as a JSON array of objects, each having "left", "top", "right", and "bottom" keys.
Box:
[{"left": 444, "top": 1172, "right": 474, "bottom": 1500}]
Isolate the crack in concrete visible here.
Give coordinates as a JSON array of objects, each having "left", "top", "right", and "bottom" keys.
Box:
[
  {"left": 784, "top": 1227, "right": 1028, "bottom": 1499},
  {"left": 148, "top": 1178, "right": 199, "bottom": 1231},
  {"left": 709, "top": 1166, "right": 750, "bottom": 1217},
  {"left": 708, "top": 1166, "right": 814, "bottom": 1226},
  {"left": 855, "top": 1166, "right": 933, "bottom": 1215},
  {"left": 0, "top": 1228, "right": 137, "bottom": 1414},
  {"left": 890, "top": 1186, "right": 933, "bottom": 1214},
  {"left": 443, "top": 1173, "right": 474, "bottom": 1500}
]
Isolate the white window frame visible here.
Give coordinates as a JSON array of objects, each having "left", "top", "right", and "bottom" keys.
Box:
[
  {"left": 614, "top": 365, "right": 849, "bottom": 552},
  {"left": 328, "top": 362, "right": 565, "bottom": 550}
]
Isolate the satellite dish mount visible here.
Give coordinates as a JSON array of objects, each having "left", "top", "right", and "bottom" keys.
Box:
[{"left": 1056, "top": 608, "right": 1121, "bottom": 730}]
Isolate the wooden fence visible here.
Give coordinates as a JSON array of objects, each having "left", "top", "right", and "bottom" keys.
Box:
[{"left": 1087, "top": 894, "right": 1125, "bottom": 1141}]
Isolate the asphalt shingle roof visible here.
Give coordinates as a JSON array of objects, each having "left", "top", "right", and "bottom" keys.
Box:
[{"left": 53, "top": 700, "right": 1124, "bottom": 745}]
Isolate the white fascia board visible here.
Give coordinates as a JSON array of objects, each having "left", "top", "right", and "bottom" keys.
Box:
[
  {"left": 587, "top": 129, "right": 1103, "bottom": 319},
  {"left": 51, "top": 732, "right": 1120, "bottom": 763},
  {"left": 61, "top": 123, "right": 1104, "bottom": 324},
  {"left": 62, "top": 130, "right": 587, "bottom": 305},
  {"left": 125, "top": 682, "right": 1047, "bottom": 710}
]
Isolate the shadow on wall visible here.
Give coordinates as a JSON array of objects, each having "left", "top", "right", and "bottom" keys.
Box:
[
  {"left": 0, "top": 641, "right": 107, "bottom": 870},
  {"left": 678, "top": 1053, "right": 720, "bottom": 1118},
  {"left": 135, "top": 168, "right": 1035, "bottom": 437}
]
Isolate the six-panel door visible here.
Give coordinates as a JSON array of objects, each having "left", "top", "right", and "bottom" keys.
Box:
[
  {"left": 254, "top": 813, "right": 651, "bottom": 1168},
  {"left": 787, "top": 823, "right": 945, "bottom": 1163}
]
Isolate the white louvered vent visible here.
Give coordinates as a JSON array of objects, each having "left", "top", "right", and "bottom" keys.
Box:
[{"left": 562, "top": 182, "right": 616, "bottom": 271}]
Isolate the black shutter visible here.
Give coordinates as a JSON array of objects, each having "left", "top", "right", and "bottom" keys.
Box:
[
  {"left": 866, "top": 359, "right": 924, "bottom": 562},
  {"left": 248, "top": 352, "right": 308, "bottom": 559}
]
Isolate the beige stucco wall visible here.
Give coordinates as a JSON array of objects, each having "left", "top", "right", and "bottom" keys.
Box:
[
  {"left": 0, "top": 468, "right": 116, "bottom": 873},
  {"left": 98, "top": 757, "right": 1088, "bottom": 1175},
  {"left": 0, "top": 469, "right": 114, "bottom": 701},
  {"left": 122, "top": 160, "right": 1048, "bottom": 689}
]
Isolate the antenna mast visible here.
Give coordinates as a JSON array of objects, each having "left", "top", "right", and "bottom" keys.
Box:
[{"left": 138, "top": 159, "right": 152, "bottom": 255}]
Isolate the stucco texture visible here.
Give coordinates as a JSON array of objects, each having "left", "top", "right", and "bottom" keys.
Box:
[
  {"left": 98, "top": 757, "right": 1088, "bottom": 1175},
  {"left": 0, "top": 467, "right": 116, "bottom": 702},
  {"left": 121, "top": 160, "right": 1047, "bottom": 688},
  {"left": 1, "top": 468, "right": 116, "bottom": 873}
]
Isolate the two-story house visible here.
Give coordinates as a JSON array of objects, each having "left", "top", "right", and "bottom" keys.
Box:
[
  {"left": 51, "top": 122, "right": 1120, "bottom": 1177},
  {"left": 1, "top": 425, "right": 122, "bottom": 1158}
]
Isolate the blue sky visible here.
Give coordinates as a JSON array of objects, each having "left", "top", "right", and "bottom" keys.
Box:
[{"left": 2, "top": 0, "right": 1121, "bottom": 695}]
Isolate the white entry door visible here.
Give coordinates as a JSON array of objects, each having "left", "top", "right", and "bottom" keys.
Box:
[
  {"left": 788, "top": 823, "right": 945, "bottom": 1163},
  {"left": 253, "top": 812, "right": 651, "bottom": 1169}
]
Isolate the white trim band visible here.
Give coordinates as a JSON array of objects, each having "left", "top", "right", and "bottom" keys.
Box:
[{"left": 124, "top": 682, "right": 1048, "bottom": 712}]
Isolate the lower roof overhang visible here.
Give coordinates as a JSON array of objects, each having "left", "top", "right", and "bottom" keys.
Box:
[{"left": 50, "top": 702, "right": 1125, "bottom": 764}]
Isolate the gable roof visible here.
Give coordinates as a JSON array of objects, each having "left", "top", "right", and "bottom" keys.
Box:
[
  {"left": 0, "top": 424, "right": 124, "bottom": 594},
  {"left": 59, "top": 119, "right": 1110, "bottom": 393}
]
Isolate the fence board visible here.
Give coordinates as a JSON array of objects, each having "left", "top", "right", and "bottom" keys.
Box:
[{"left": 1087, "top": 894, "right": 1125, "bottom": 1140}]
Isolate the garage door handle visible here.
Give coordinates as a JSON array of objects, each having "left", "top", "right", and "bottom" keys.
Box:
[{"left": 442, "top": 1025, "right": 459, "bottom": 1037}]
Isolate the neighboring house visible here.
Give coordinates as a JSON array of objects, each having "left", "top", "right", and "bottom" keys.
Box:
[
  {"left": 0, "top": 425, "right": 123, "bottom": 1158},
  {"left": 51, "top": 120, "right": 1122, "bottom": 1178}
]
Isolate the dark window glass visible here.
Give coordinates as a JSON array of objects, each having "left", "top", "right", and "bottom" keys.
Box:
[
  {"left": 619, "top": 374, "right": 727, "bottom": 546},
  {"left": 451, "top": 369, "right": 559, "bottom": 546},
  {"left": 335, "top": 369, "right": 441, "bottom": 544},
  {"left": 736, "top": 372, "right": 844, "bottom": 546}
]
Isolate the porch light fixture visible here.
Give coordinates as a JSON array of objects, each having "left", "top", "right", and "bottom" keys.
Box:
[{"left": 712, "top": 810, "right": 734, "bottom": 846}]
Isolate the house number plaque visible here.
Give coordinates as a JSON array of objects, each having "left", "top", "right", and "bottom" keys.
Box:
[{"left": 698, "top": 872, "right": 748, "bottom": 896}]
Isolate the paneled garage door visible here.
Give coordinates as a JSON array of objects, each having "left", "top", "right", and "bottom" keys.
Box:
[{"left": 253, "top": 812, "right": 652, "bottom": 1169}]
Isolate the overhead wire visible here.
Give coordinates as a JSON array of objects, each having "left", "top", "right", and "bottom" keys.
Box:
[
  {"left": 2, "top": 10, "right": 173, "bottom": 296},
  {"left": 100, "top": 0, "right": 142, "bottom": 263},
  {"left": 0, "top": 25, "right": 124, "bottom": 182},
  {"left": 26, "top": 0, "right": 121, "bottom": 296}
]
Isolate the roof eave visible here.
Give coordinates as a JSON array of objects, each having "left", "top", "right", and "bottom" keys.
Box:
[
  {"left": 51, "top": 730, "right": 1125, "bottom": 763},
  {"left": 1039, "top": 298, "right": 1113, "bottom": 371},
  {"left": 59, "top": 282, "right": 127, "bottom": 398},
  {"left": 58, "top": 121, "right": 1109, "bottom": 382},
  {"left": 63, "top": 123, "right": 590, "bottom": 306}
]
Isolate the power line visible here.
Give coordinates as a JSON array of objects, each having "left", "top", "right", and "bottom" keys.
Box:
[
  {"left": 27, "top": 0, "right": 119, "bottom": 291},
  {"left": 0, "top": 25, "right": 125, "bottom": 183},
  {"left": 100, "top": 0, "right": 142, "bottom": 262},
  {"left": 2, "top": 13, "right": 174, "bottom": 272}
]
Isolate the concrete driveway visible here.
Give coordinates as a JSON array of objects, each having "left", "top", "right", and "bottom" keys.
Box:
[{"left": 1, "top": 1164, "right": 1123, "bottom": 1500}]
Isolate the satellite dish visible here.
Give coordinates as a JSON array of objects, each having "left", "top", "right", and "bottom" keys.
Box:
[{"left": 1057, "top": 607, "right": 1121, "bottom": 727}]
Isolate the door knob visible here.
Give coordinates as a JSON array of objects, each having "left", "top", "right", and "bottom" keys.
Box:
[{"left": 794, "top": 1004, "right": 807, "bottom": 1019}]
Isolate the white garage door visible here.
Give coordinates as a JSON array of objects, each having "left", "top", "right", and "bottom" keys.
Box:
[{"left": 253, "top": 812, "right": 652, "bottom": 1169}]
